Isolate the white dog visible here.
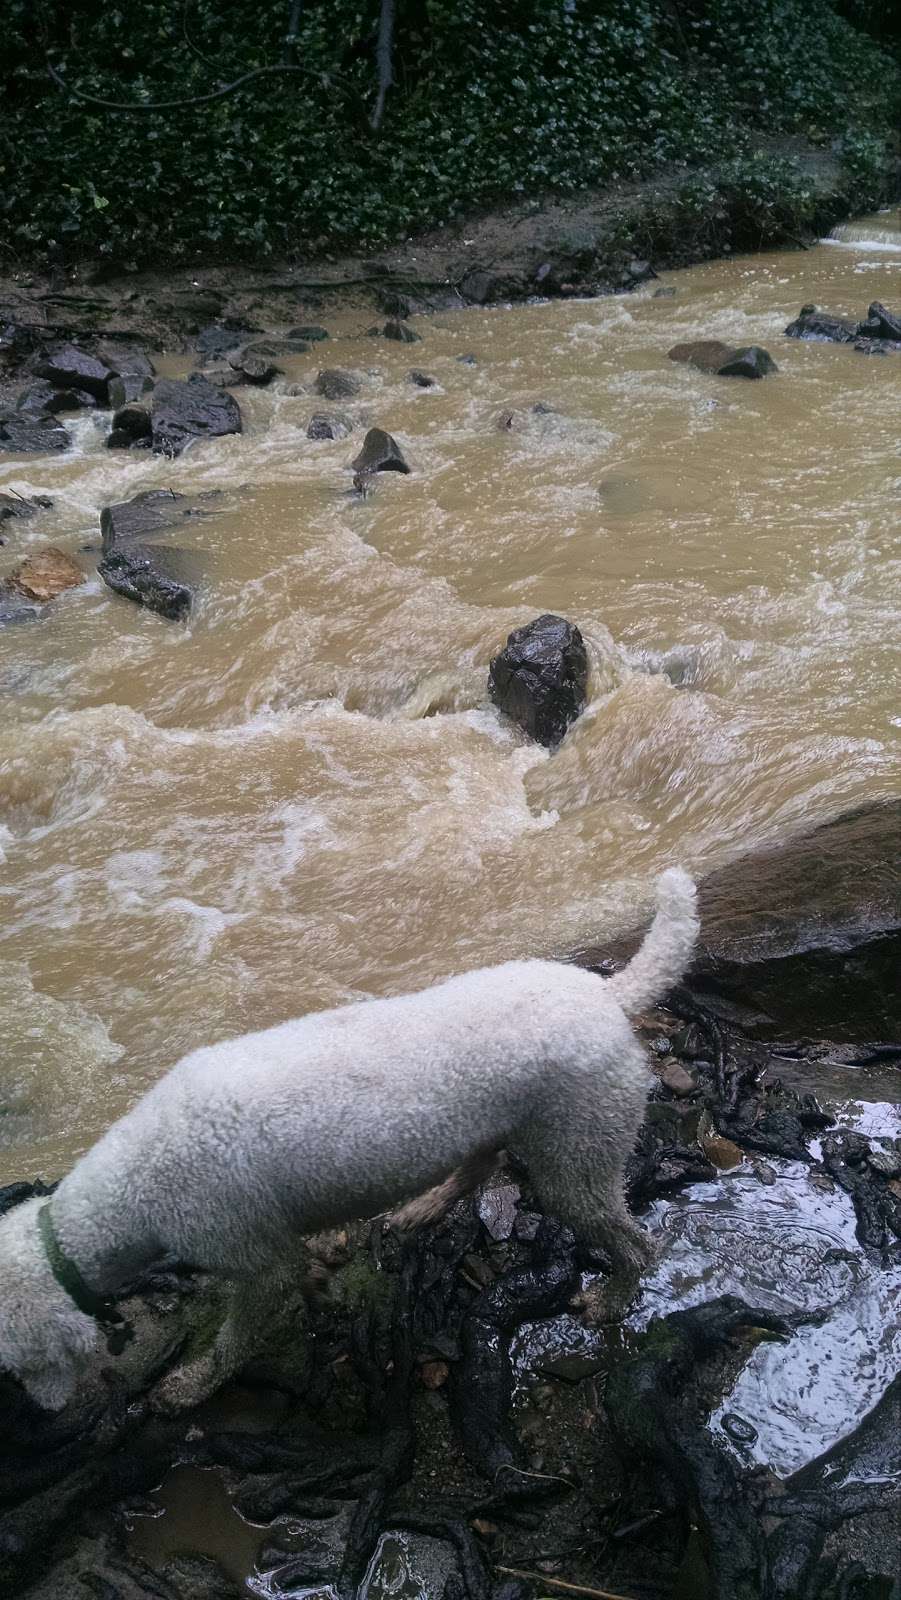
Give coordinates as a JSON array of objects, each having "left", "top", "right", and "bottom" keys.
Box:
[{"left": 0, "top": 868, "right": 697, "bottom": 1411}]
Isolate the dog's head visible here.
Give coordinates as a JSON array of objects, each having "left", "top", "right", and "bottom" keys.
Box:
[{"left": 0, "top": 1198, "right": 100, "bottom": 1411}]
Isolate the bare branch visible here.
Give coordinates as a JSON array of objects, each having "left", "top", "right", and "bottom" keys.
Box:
[{"left": 370, "top": 0, "right": 395, "bottom": 131}]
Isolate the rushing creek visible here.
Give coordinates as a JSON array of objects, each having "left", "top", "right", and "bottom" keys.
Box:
[
  {"left": 1, "top": 214, "right": 900, "bottom": 1181},
  {"left": 1, "top": 214, "right": 900, "bottom": 1590}
]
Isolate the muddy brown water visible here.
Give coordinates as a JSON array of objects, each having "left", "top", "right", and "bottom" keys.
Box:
[
  {"left": 1, "top": 213, "right": 900, "bottom": 1590},
  {"left": 1, "top": 213, "right": 900, "bottom": 1182}
]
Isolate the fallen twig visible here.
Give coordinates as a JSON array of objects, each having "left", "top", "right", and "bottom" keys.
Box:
[{"left": 496, "top": 1568, "right": 638, "bottom": 1600}]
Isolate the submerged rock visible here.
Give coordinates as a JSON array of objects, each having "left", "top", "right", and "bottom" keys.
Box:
[
  {"left": 381, "top": 319, "right": 421, "bottom": 343},
  {"left": 0, "top": 492, "right": 52, "bottom": 526},
  {"left": 315, "top": 368, "right": 361, "bottom": 400},
  {"left": 784, "top": 304, "right": 858, "bottom": 343},
  {"left": 669, "top": 340, "right": 777, "bottom": 377},
  {"left": 150, "top": 375, "right": 241, "bottom": 457},
  {"left": 195, "top": 319, "right": 259, "bottom": 359},
  {"left": 307, "top": 411, "right": 352, "bottom": 440},
  {"left": 98, "top": 544, "right": 196, "bottom": 621},
  {"left": 488, "top": 614, "right": 588, "bottom": 748},
  {"left": 100, "top": 489, "right": 223, "bottom": 552},
  {"left": 6, "top": 546, "right": 84, "bottom": 603},
  {"left": 227, "top": 350, "right": 279, "bottom": 386},
  {"left": 351, "top": 427, "right": 410, "bottom": 475},
  {"left": 408, "top": 369, "right": 436, "bottom": 387}
]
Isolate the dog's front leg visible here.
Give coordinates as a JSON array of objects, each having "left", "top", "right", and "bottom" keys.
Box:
[{"left": 151, "top": 1269, "right": 304, "bottom": 1414}]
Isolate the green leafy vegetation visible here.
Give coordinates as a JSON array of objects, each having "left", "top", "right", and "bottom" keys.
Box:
[{"left": 1, "top": 0, "right": 898, "bottom": 264}]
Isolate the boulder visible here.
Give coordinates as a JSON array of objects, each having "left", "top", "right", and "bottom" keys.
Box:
[
  {"left": 107, "top": 404, "right": 152, "bottom": 448},
  {"left": 0, "top": 414, "right": 69, "bottom": 453},
  {"left": 33, "top": 343, "right": 118, "bottom": 403},
  {"left": 668, "top": 340, "right": 777, "bottom": 377},
  {"left": 195, "top": 320, "right": 259, "bottom": 358},
  {"left": 715, "top": 345, "right": 778, "bottom": 379},
  {"left": 314, "top": 368, "right": 361, "bottom": 400},
  {"left": 668, "top": 340, "right": 734, "bottom": 372},
  {"left": 227, "top": 350, "right": 279, "bottom": 386},
  {"left": 381, "top": 319, "right": 421, "bottom": 343},
  {"left": 287, "top": 325, "right": 329, "bottom": 342},
  {"left": 856, "top": 301, "right": 901, "bottom": 342},
  {"left": 100, "top": 488, "right": 223, "bottom": 552},
  {"left": 685, "top": 800, "right": 901, "bottom": 1041},
  {"left": 408, "top": 370, "right": 436, "bottom": 387},
  {"left": 351, "top": 427, "right": 410, "bottom": 475},
  {"left": 150, "top": 375, "right": 241, "bottom": 456},
  {"left": 16, "top": 379, "right": 96, "bottom": 416},
  {"left": 95, "top": 342, "right": 156, "bottom": 381},
  {"left": 242, "top": 337, "right": 309, "bottom": 359},
  {"left": 784, "top": 305, "right": 858, "bottom": 343},
  {"left": 98, "top": 543, "right": 196, "bottom": 621},
  {"left": 306, "top": 411, "right": 352, "bottom": 440},
  {"left": 0, "top": 492, "right": 52, "bottom": 526},
  {"left": 107, "top": 372, "right": 154, "bottom": 409},
  {"left": 6, "top": 546, "right": 84, "bottom": 603},
  {"left": 488, "top": 614, "right": 589, "bottom": 748}
]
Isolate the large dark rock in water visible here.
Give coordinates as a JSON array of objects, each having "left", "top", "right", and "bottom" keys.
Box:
[
  {"left": 98, "top": 543, "right": 196, "bottom": 621},
  {"left": 856, "top": 300, "right": 901, "bottom": 342},
  {"left": 0, "top": 413, "right": 69, "bottom": 452},
  {"left": 488, "top": 614, "right": 589, "bottom": 748},
  {"left": 0, "top": 492, "right": 52, "bottom": 526},
  {"left": 307, "top": 411, "right": 352, "bottom": 440},
  {"left": 784, "top": 305, "right": 859, "bottom": 343},
  {"left": 315, "top": 368, "right": 361, "bottom": 400},
  {"left": 150, "top": 374, "right": 241, "bottom": 456},
  {"left": 100, "top": 488, "right": 223, "bottom": 552},
  {"left": 668, "top": 340, "right": 777, "bottom": 377},
  {"left": 690, "top": 802, "right": 901, "bottom": 1040},
  {"left": 107, "top": 403, "right": 152, "bottom": 448},
  {"left": 351, "top": 427, "right": 410, "bottom": 474},
  {"left": 33, "top": 342, "right": 118, "bottom": 403}
]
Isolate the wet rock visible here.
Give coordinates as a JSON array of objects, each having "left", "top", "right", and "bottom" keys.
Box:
[
  {"left": 227, "top": 350, "right": 279, "bottom": 386},
  {"left": 488, "top": 614, "right": 588, "bottom": 748},
  {"left": 195, "top": 319, "right": 259, "bottom": 358},
  {"left": 856, "top": 300, "right": 901, "bottom": 341},
  {"left": 0, "top": 590, "right": 40, "bottom": 626},
  {"left": 408, "top": 369, "right": 436, "bottom": 387},
  {"left": 460, "top": 269, "right": 503, "bottom": 305},
  {"left": 243, "top": 337, "right": 309, "bottom": 358},
  {"left": 669, "top": 339, "right": 734, "bottom": 372},
  {"left": 98, "top": 543, "right": 196, "bottom": 621},
  {"left": 381, "top": 319, "right": 421, "bottom": 343},
  {"left": 315, "top": 368, "right": 361, "bottom": 400},
  {"left": 700, "top": 1130, "right": 744, "bottom": 1170},
  {"left": 418, "top": 1359, "right": 450, "bottom": 1389},
  {"left": 688, "top": 800, "right": 901, "bottom": 1040},
  {"left": 16, "top": 378, "right": 96, "bottom": 416},
  {"left": 287, "top": 325, "right": 329, "bottom": 342},
  {"left": 654, "top": 285, "right": 677, "bottom": 298},
  {"left": 0, "top": 492, "right": 52, "bottom": 525},
  {"left": 657, "top": 1059, "right": 697, "bottom": 1097},
  {"left": 150, "top": 375, "right": 242, "bottom": 456},
  {"left": 107, "top": 404, "right": 152, "bottom": 448},
  {"left": 784, "top": 304, "right": 859, "bottom": 343},
  {"left": 477, "top": 1182, "right": 520, "bottom": 1242},
  {"left": 868, "top": 1148, "right": 901, "bottom": 1179},
  {"left": 108, "top": 372, "right": 155, "bottom": 409},
  {"left": 716, "top": 345, "right": 778, "bottom": 379},
  {"left": 100, "top": 489, "right": 223, "bottom": 552},
  {"left": 5, "top": 546, "right": 84, "bottom": 603},
  {"left": 33, "top": 342, "right": 118, "bottom": 403},
  {"left": 351, "top": 427, "right": 410, "bottom": 475},
  {"left": 668, "top": 340, "right": 777, "bottom": 377},
  {"left": 456, "top": 353, "right": 477, "bottom": 366},
  {"left": 0, "top": 413, "right": 69, "bottom": 453},
  {"left": 307, "top": 411, "right": 353, "bottom": 440}
]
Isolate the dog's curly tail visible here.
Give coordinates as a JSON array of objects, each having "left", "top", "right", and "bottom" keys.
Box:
[{"left": 605, "top": 867, "right": 699, "bottom": 1017}]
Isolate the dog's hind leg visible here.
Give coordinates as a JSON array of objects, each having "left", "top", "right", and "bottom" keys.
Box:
[{"left": 516, "top": 1068, "right": 656, "bottom": 1323}]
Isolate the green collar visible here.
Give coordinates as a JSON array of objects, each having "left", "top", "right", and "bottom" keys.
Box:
[{"left": 37, "top": 1204, "right": 132, "bottom": 1352}]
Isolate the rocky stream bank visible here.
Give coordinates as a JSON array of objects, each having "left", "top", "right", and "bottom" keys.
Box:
[{"left": 1, "top": 800, "right": 898, "bottom": 1600}]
